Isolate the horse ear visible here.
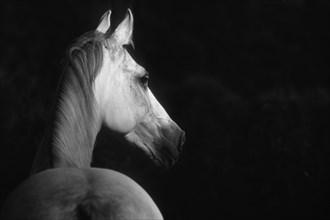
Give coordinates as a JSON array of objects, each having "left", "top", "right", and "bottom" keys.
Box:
[
  {"left": 113, "top": 9, "right": 134, "bottom": 45},
  {"left": 96, "top": 10, "right": 112, "bottom": 33}
]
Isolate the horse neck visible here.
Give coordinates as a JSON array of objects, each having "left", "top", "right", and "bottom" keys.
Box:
[{"left": 31, "top": 66, "right": 103, "bottom": 174}]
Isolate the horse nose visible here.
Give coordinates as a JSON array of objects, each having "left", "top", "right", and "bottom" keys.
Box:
[{"left": 178, "top": 131, "right": 185, "bottom": 153}]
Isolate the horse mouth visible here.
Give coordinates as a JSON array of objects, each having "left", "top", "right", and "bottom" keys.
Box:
[{"left": 145, "top": 145, "right": 177, "bottom": 169}]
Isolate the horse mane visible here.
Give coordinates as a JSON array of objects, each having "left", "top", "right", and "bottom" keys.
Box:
[{"left": 51, "top": 31, "right": 108, "bottom": 168}]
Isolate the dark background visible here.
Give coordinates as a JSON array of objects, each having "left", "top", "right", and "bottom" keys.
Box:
[{"left": 0, "top": 0, "right": 329, "bottom": 219}]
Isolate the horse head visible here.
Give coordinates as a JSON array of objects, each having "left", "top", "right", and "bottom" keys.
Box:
[{"left": 94, "top": 10, "right": 185, "bottom": 168}]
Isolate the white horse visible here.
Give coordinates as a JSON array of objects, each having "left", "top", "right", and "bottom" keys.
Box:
[{"left": 1, "top": 9, "right": 185, "bottom": 220}]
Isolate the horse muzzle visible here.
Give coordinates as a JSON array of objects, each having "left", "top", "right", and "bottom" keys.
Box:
[{"left": 154, "top": 121, "right": 185, "bottom": 168}]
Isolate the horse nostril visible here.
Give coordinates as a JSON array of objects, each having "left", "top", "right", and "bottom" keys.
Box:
[
  {"left": 178, "top": 131, "right": 185, "bottom": 153},
  {"left": 181, "top": 132, "right": 186, "bottom": 146}
]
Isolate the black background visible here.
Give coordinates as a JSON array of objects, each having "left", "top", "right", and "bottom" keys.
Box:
[{"left": 0, "top": 0, "right": 329, "bottom": 219}]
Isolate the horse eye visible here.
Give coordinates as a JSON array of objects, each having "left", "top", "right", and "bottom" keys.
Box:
[{"left": 140, "top": 73, "right": 149, "bottom": 87}]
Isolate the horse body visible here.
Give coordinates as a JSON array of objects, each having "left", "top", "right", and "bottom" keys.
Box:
[
  {"left": 2, "top": 168, "right": 162, "bottom": 220},
  {"left": 1, "top": 9, "right": 184, "bottom": 220}
]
